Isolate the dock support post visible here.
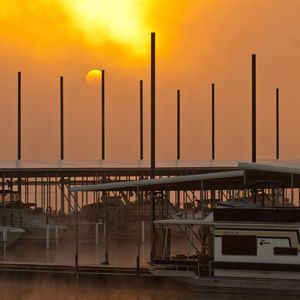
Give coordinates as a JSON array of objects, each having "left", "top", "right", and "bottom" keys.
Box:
[
  {"left": 200, "top": 180, "right": 206, "bottom": 255},
  {"left": 46, "top": 175, "right": 50, "bottom": 249},
  {"left": 162, "top": 226, "right": 169, "bottom": 259},
  {"left": 3, "top": 226, "right": 7, "bottom": 259},
  {"left": 176, "top": 191, "right": 180, "bottom": 209},
  {"left": 141, "top": 220, "right": 145, "bottom": 243},
  {"left": 55, "top": 225, "right": 59, "bottom": 247},
  {"left": 291, "top": 174, "right": 294, "bottom": 206},
  {"left": 95, "top": 222, "right": 99, "bottom": 246},
  {"left": 201, "top": 181, "right": 204, "bottom": 219},
  {"left": 60, "top": 177, "right": 65, "bottom": 214},
  {"left": 188, "top": 227, "right": 194, "bottom": 258},
  {"left": 136, "top": 187, "right": 141, "bottom": 275},
  {"left": 75, "top": 191, "right": 79, "bottom": 278},
  {"left": 243, "top": 173, "right": 247, "bottom": 200},
  {"left": 46, "top": 223, "right": 50, "bottom": 249},
  {"left": 102, "top": 191, "right": 110, "bottom": 265}
]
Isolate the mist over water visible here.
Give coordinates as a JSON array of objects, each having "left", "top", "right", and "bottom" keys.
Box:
[
  {"left": 1, "top": 225, "right": 300, "bottom": 299},
  {"left": 1, "top": 273, "right": 300, "bottom": 300},
  {"left": 0, "top": 274, "right": 191, "bottom": 300}
]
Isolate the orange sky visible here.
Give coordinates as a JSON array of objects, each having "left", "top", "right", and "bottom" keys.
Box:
[{"left": 0, "top": 0, "right": 300, "bottom": 161}]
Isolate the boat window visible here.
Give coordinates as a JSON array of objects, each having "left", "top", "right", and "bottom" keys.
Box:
[
  {"left": 274, "top": 247, "right": 298, "bottom": 256},
  {"left": 222, "top": 235, "right": 257, "bottom": 255}
]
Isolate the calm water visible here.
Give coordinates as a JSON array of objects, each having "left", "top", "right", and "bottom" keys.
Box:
[
  {"left": 0, "top": 273, "right": 300, "bottom": 300},
  {"left": 1, "top": 232, "right": 299, "bottom": 300}
]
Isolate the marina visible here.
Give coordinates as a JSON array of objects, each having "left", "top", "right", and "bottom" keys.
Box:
[
  {"left": 1, "top": 1, "right": 300, "bottom": 298},
  {"left": 0, "top": 39, "right": 299, "bottom": 293},
  {"left": 0, "top": 159, "right": 300, "bottom": 293}
]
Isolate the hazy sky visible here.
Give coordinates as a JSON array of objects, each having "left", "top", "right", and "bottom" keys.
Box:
[{"left": 0, "top": 0, "right": 300, "bottom": 161}]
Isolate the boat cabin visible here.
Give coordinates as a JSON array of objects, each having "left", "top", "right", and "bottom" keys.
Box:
[
  {"left": 153, "top": 207, "right": 300, "bottom": 280},
  {"left": 213, "top": 208, "right": 300, "bottom": 280}
]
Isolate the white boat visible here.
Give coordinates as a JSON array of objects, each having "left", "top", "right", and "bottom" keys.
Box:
[
  {"left": 213, "top": 207, "right": 300, "bottom": 280},
  {"left": 152, "top": 207, "right": 300, "bottom": 291},
  {"left": 0, "top": 225, "right": 25, "bottom": 248},
  {"left": 78, "top": 193, "right": 198, "bottom": 235},
  {"left": 0, "top": 191, "right": 67, "bottom": 243}
]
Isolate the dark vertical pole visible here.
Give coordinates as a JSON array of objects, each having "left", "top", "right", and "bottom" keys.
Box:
[
  {"left": 150, "top": 32, "right": 156, "bottom": 260},
  {"left": 176, "top": 85, "right": 181, "bottom": 213},
  {"left": 212, "top": 83, "right": 215, "bottom": 160},
  {"left": 17, "top": 71, "right": 22, "bottom": 208},
  {"left": 60, "top": 76, "right": 64, "bottom": 160},
  {"left": 75, "top": 191, "right": 78, "bottom": 278},
  {"left": 252, "top": 54, "right": 256, "bottom": 163},
  {"left": 101, "top": 70, "right": 105, "bottom": 160},
  {"left": 60, "top": 177, "right": 65, "bottom": 214},
  {"left": 276, "top": 88, "right": 279, "bottom": 160},
  {"left": 151, "top": 32, "right": 156, "bottom": 171},
  {"left": 136, "top": 187, "right": 140, "bottom": 275},
  {"left": 18, "top": 71, "right": 21, "bottom": 160},
  {"left": 140, "top": 80, "right": 143, "bottom": 160},
  {"left": 102, "top": 190, "right": 110, "bottom": 265},
  {"left": 59, "top": 72, "right": 64, "bottom": 235},
  {"left": 177, "top": 89, "right": 180, "bottom": 160}
]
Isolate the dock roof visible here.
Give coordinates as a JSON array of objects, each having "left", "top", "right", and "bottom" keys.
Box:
[
  {"left": 239, "top": 161, "right": 300, "bottom": 175},
  {"left": 0, "top": 159, "right": 238, "bottom": 177},
  {"left": 70, "top": 170, "right": 245, "bottom": 192}
]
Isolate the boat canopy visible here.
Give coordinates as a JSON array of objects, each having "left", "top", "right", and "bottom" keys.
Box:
[{"left": 154, "top": 208, "right": 300, "bottom": 228}]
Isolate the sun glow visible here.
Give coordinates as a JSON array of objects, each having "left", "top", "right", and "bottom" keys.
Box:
[
  {"left": 61, "top": 0, "right": 149, "bottom": 56},
  {"left": 85, "top": 69, "right": 102, "bottom": 88},
  {"left": 0, "top": 1, "right": 189, "bottom": 62}
]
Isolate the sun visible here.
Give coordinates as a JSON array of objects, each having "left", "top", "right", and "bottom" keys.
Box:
[{"left": 85, "top": 69, "right": 102, "bottom": 88}]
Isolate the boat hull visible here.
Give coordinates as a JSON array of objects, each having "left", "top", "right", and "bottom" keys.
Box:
[
  {"left": 0, "top": 226, "right": 25, "bottom": 248},
  {"left": 151, "top": 269, "right": 300, "bottom": 293},
  {"left": 178, "top": 276, "right": 300, "bottom": 293},
  {"left": 20, "top": 225, "right": 67, "bottom": 242}
]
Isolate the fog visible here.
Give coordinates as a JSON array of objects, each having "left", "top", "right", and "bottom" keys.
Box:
[
  {"left": 1, "top": 273, "right": 300, "bottom": 300},
  {"left": 0, "top": 274, "right": 191, "bottom": 300},
  {"left": 1, "top": 1, "right": 300, "bottom": 161}
]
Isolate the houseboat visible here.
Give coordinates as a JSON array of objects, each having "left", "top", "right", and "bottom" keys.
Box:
[{"left": 152, "top": 207, "right": 300, "bottom": 291}]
